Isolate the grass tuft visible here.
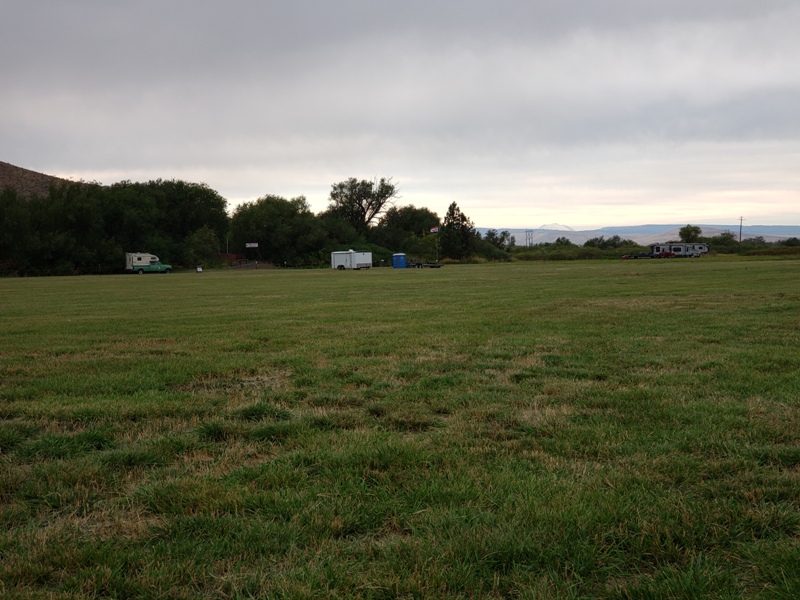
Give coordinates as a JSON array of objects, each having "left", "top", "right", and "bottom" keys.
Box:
[
  {"left": 0, "top": 422, "right": 39, "bottom": 453},
  {"left": 197, "top": 421, "right": 237, "bottom": 443},
  {"left": 248, "top": 421, "right": 305, "bottom": 443},
  {"left": 233, "top": 402, "right": 293, "bottom": 422},
  {"left": 19, "top": 429, "right": 115, "bottom": 460}
]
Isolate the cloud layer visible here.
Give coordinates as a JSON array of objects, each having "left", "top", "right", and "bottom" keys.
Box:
[{"left": 3, "top": 0, "right": 799, "bottom": 227}]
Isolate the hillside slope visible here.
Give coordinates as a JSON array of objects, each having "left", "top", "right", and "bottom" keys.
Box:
[{"left": 0, "top": 161, "right": 73, "bottom": 198}]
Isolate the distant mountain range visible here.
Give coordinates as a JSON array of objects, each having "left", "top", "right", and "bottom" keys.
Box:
[{"left": 477, "top": 224, "right": 800, "bottom": 245}]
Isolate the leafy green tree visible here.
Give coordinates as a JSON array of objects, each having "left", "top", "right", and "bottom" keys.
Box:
[
  {"left": 404, "top": 232, "right": 439, "bottom": 262},
  {"left": 484, "top": 229, "right": 514, "bottom": 250},
  {"left": 583, "top": 235, "right": 635, "bottom": 249},
  {"left": 318, "top": 210, "right": 360, "bottom": 247},
  {"left": 370, "top": 205, "right": 439, "bottom": 252},
  {"left": 155, "top": 180, "right": 229, "bottom": 246},
  {"left": 231, "top": 195, "right": 326, "bottom": 266},
  {"left": 379, "top": 205, "right": 439, "bottom": 234},
  {"left": 679, "top": 224, "right": 702, "bottom": 243},
  {"left": 327, "top": 177, "right": 399, "bottom": 235},
  {"left": 708, "top": 231, "right": 739, "bottom": 253},
  {"left": 104, "top": 181, "right": 170, "bottom": 257},
  {"left": 0, "top": 187, "right": 31, "bottom": 273},
  {"left": 184, "top": 225, "right": 221, "bottom": 266},
  {"left": 739, "top": 236, "right": 768, "bottom": 253},
  {"left": 50, "top": 181, "right": 117, "bottom": 273},
  {"left": 440, "top": 202, "right": 476, "bottom": 260},
  {"left": 13, "top": 182, "right": 103, "bottom": 274},
  {"left": 474, "top": 237, "right": 511, "bottom": 261},
  {"left": 101, "top": 179, "right": 228, "bottom": 264}
]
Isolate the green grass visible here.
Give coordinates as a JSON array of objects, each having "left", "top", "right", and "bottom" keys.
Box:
[{"left": 1, "top": 260, "right": 799, "bottom": 598}]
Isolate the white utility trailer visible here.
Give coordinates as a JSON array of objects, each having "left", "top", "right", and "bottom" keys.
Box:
[{"left": 331, "top": 250, "right": 372, "bottom": 270}]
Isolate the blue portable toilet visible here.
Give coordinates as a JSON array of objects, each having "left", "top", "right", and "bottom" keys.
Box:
[{"left": 392, "top": 253, "right": 407, "bottom": 269}]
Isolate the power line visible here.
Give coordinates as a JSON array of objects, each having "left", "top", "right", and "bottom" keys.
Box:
[{"left": 525, "top": 229, "right": 536, "bottom": 247}]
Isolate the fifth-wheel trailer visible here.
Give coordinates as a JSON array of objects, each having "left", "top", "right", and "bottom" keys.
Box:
[
  {"left": 650, "top": 243, "right": 709, "bottom": 258},
  {"left": 331, "top": 250, "right": 372, "bottom": 270}
]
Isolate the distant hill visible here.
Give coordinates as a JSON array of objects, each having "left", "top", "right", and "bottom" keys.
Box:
[
  {"left": 538, "top": 223, "right": 574, "bottom": 231},
  {"left": 0, "top": 161, "right": 74, "bottom": 198}
]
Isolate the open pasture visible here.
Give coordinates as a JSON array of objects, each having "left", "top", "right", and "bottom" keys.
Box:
[{"left": 1, "top": 260, "right": 799, "bottom": 598}]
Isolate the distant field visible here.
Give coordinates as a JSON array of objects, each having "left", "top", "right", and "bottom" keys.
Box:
[{"left": 1, "top": 260, "right": 799, "bottom": 598}]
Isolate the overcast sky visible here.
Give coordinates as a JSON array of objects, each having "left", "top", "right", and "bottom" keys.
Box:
[{"left": 2, "top": 1, "right": 799, "bottom": 228}]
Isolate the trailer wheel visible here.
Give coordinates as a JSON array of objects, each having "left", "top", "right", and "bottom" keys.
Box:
[
  {"left": 337, "top": 265, "right": 345, "bottom": 270},
  {"left": 137, "top": 269, "right": 144, "bottom": 275}
]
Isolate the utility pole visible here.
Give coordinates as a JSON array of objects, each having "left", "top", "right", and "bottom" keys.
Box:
[{"left": 739, "top": 216, "right": 744, "bottom": 243}]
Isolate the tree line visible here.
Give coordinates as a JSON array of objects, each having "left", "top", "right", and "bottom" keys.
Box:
[
  {"left": 513, "top": 224, "right": 800, "bottom": 261},
  {"left": 0, "top": 176, "right": 515, "bottom": 275},
  {"left": 1, "top": 179, "right": 229, "bottom": 275},
  {"left": 7, "top": 174, "right": 793, "bottom": 276}
]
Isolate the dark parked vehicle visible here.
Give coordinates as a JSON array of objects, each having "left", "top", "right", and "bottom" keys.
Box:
[{"left": 622, "top": 252, "right": 653, "bottom": 260}]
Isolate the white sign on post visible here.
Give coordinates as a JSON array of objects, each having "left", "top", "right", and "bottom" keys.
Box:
[{"left": 245, "top": 243, "right": 258, "bottom": 248}]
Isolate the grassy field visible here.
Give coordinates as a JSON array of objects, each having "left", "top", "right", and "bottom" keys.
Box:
[{"left": 1, "top": 259, "right": 799, "bottom": 598}]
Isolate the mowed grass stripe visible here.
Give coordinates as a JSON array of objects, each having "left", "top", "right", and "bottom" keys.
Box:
[{"left": 1, "top": 259, "right": 799, "bottom": 598}]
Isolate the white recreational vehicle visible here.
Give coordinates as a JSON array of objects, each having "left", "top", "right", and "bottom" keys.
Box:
[
  {"left": 650, "top": 243, "right": 709, "bottom": 258},
  {"left": 331, "top": 250, "right": 372, "bottom": 270}
]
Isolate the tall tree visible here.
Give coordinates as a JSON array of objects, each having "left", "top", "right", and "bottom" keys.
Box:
[
  {"left": 440, "top": 202, "right": 476, "bottom": 260},
  {"left": 0, "top": 187, "right": 31, "bottom": 273},
  {"left": 484, "top": 229, "right": 514, "bottom": 250},
  {"left": 102, "top": 179, "right": 228, "bottom": 264},
  {"left": 230, "top": 195, "right": 326, "bottom": 265},
  {"left": 370, "top": 205, "right": 439, "bottom": 251},
  {"left": 184, "top": 225, "right": 221, "bottom": 267},
  {"left": 327, "top": 177, "right": 398, "bottom": 235},
  {"left": 679, "top": 224, "right": 702, "bottom": 243}
]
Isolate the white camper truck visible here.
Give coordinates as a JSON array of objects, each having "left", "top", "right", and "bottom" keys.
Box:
[
  {"left": 125, "top": 252, "right": 172, "bottom": 274},
  {"left": 331, "top": 250, "right": 372, "bottom": 270}
]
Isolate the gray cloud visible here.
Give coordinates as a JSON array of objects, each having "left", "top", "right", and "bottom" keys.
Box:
[{"left": 2, "top": 0, "right": 798, "bottom": 226}]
